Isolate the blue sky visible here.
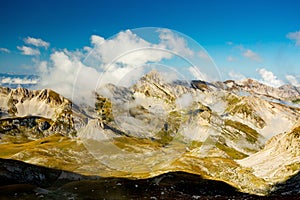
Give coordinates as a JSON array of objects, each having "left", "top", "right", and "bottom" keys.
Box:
[{"left": 0, "top": 0, "right": 300, "bottom": 87}]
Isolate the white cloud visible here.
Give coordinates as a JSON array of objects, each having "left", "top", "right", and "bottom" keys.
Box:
[
  {"left": 257, "top": 68, "right": 284, "bottom": 87},
  {"left": 37, "top": 29, "right": 206, "bottom": 104},
  {"left": 285, "top": 75, "right": 300, "bottom": 86},
  {"left": 37, "top": 61, "right": 49, "bottom": 74},
  {"left": 286, "top": 30, "right": 300, "bottom": 46},
  {"left": 0, "top": 77, "right": 38, "bottom": 85},
  {"left": 227, "top": 56, "right": 235, "bottom": 62},
  {"left": 91, "top": 35, "right": 105, "bottom": 46},
  {"left": 158, "top": 28, "right": 194, "bottom": 57},
  {"left": 38, "top": 51, "right": 100, "bottom": 105},
  {"left": 188, "top": 66, "right": 207, "bottom": 80},
  {"left": 24, "top": 37, "right": 50, "bottom": 49},
  {"left": 17, "top": 46, "right": 40, "bottom": 56},
  {"left": 228, "top": 71, "right": 245, "bottom": 80},
  {"left": 226, "top": 41, "right": 233, "bottom": 45},
  {"left": 176, "top": 93, "right": 193, "bottom": 108},
  {"left": 0, "top": 47, "right": 10, "bottom": 53},
  {"left": 198, "top": 50, "right": 210, "bottom": 60},
  {"left": 88, "top": 30, "right": 172, "bottom": 68},
  {"left": 243, "top": 49, "right": 261, "bottom": 62},
  {"left": 37, "top": 30, "right": 171, "bottom": 104}
]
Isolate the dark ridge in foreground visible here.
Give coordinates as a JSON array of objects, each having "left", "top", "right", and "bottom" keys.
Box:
[
  {"left": 0, "top": 158, "right": 298, "bottom": 200},
  {"left": 270, "top": 171, "right": 300, "bottom": 197}
]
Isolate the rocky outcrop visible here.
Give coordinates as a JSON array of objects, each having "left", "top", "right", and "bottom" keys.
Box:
[
  {"left": 219, "top": 78, "right": 300, "bottom": 101},
  {"left": 237, "top": 125, "right": 300, "bottom": 183},
  {"left": 0, "top": 87, "right": 86, "bottom": 138}
]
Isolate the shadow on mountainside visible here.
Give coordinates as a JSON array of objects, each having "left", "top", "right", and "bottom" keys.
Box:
[
  {"left": 0, "top": 158, "right": 299, "bottom": 200},
  {"left": 269, "top": 170, "right": 300, "bottom": 198}
]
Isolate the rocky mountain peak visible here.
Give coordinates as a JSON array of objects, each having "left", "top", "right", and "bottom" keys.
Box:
[
  {"left": 0, "top": 86, "right": 84, "bottom": 138},
  {"left": 219, "top": 78, "right": 300, "bottom": 101},
  {"left": 240, "top": 78, "right": 261, "bottom": 86},
  {"left": 139, "top": 69, "right": 164, "bottom": 84},
  {"left": 0, "top": 87, "right": 70, "bottom": 108},
  {"left": 37, "top": 88, "right": 68, "bottom": 106},
  {"left": 131, "top": 70, "right": 192, "bottom": 103},
  {"left": 0, "top": 86, "right": 71, "bottom": 120}
]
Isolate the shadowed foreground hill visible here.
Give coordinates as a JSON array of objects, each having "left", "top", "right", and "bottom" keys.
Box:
[
  {"left": 1, "top": 158, "right": 299, "bottom": 199},
  {"left": 0, "top": 158, "right": 268, "bottom": 200},
  {"left": 270, "top": 171, "right": 300, "bottom": 197}
]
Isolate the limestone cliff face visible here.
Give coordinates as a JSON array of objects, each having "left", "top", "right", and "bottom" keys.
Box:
[
  {"left": 237, "top": 125, "right": 300, "bottom": 185},
  {"left": 0, "top": 87, "right": 68, "bottom": 117},
  {"left": 132, "top": 70, "right": 191, "bottom": 103},
  {"left": 0, "top": 87, "right": 86, "bottom": 138}
]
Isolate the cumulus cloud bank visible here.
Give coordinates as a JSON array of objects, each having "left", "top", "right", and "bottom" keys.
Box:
[
  {"left": 257, "top": 68, "right": 284, "bottom": 87},
  {"left": 17, "top": 46, "right": 40, "bottom": 56},
  {"left": 24, "top": 37, "right": 50, "bottom": 49},
  {"left": 37, "top": 29, "right": 211, "bottom": 105},
  {"left": 88, "top": 30, "right": 170, "bottom": 67},
  {"left": 286, "top": 75, "right": 300, "bottom": 87},
  {"left": 38, "top": 50, "right": 100, "bottom": 105},
  {"left": 0, "top": 77, "right": 38, "bottom": 85}
]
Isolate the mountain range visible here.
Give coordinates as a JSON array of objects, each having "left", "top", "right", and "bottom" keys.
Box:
[{"left": 0, "top": 70, "right": 299, "bottom": 199}]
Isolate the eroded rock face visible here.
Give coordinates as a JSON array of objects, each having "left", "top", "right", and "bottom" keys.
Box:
[
  {"left": 0, "top": 87, "right": 87, "bottom": 138},
  {"left": 237, "top": 125, "right": 300, "bottom": 182}
]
